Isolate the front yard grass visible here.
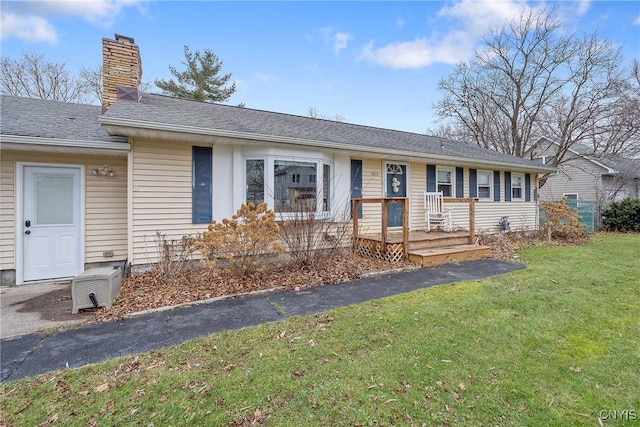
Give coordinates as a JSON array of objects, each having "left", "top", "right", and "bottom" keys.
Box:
[{"left": 1, "top": 234, "right": 639, "bottom": 426}]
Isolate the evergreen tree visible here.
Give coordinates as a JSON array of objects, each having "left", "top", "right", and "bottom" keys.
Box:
[{"left": 155, "top": 46, "right": 236, "bottom": 102}]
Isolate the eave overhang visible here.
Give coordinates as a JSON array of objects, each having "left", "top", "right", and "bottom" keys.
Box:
[
  {"left": 0, "top": 134, "right": 130, "bottom": 156},
  {"left": 99, "top": 116, "right": 558, "bottom": 174}
]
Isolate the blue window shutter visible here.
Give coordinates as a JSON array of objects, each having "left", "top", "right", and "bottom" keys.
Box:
[
  {"left": 192, "top": 146, "right": 212, "bottom": 223},
  {"left": 469, "top": 169, "right": 477, "bottom": 198},
  {"left": 427, "top": 164, "right": 436, "bottom": 192},
  {"left": 456, "top": 167, "right": 464, "bottom": 198},
  {"left": 493, "top": 171, "right": 501, "bottom": 202},
  {"left": 525, "top": 173, "right": 531, "bottom": 202},
  {"left": 351, "top": 159, "right": 363, "bottom": 218},
  {"left": 504, "top": 171, "right": 512, "bottom": 202}
]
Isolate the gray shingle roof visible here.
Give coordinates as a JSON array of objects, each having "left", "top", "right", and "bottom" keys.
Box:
[
  {"left": 567, "top": 142, "right": 639, "bottom": 177},
  {"left": 103, "top": 93, "right": 552, "bottom": 171},
  {"left": 0, "top": 95, "right": 128, "bottom": 144}
]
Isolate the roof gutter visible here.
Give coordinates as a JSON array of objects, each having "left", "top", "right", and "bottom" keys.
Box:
[
  {"left": 0, "top": 135, "right": 131, "bottom": 152},
  {"left": 99, "top": 117, "right": 557, "bottom": 173}
]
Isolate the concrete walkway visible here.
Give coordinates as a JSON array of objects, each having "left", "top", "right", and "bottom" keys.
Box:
[
  {"left": 1, "top": 259, "right": 524, "bottom": 382},
  {"left": 1, "top": 282, "right": 93, "bottom": 339}
]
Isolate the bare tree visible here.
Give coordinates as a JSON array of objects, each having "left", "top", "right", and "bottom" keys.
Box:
[
  {"left": 434, "top": 7, "right": 633, "bottom": 181},
  {"left": 78, "top": 65, "right": 103, "bottom": 104},
  {"left": 79, "top": 65, "right": 155, "bottom": 105},
  {"left": 308, "top": 106, "right": 345, "bottom": 122},
  {"left": 594, "top": 59, "right": 640, "bottom": 158},
  {"left": 1, "top": 52, "right": 87, "bottom": 102}
]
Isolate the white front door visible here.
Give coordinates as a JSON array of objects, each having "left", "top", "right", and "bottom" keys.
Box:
[{"left": 22, "top": 166, "right": 82, "bottom": 282}]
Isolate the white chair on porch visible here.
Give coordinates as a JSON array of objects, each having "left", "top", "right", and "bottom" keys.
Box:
[{"left": 424, "top": 191, "right": 452, "bottom": 232}]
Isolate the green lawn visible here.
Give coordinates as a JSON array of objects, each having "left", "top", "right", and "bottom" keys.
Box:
[{"left": 2, "top": 234, "right": 639, "bottom": 426}]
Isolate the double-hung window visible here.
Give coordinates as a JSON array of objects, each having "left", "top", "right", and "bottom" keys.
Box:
[
  {"left": 477, "top": 171, "right": 492, "bottom": 200},
  {"left": 245, "top": 159, "right": 265, "bottom": 205},
  {"left": 437, "top": 167, "right": 454, "bottom": 197},
  {"left": 511, "top": 173, "right": 524, "bottom": 200}
]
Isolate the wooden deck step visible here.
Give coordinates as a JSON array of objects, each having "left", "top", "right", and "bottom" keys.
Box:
[
  {"left": 408, "top": 235, "right": 470, "bottom": 251},
  {"left": 408, "top": 245, "right": 491, "bottom": 268}
]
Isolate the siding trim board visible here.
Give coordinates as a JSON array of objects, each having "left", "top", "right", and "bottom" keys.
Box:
[
  {"left": 469, "top": 169, "right": 477, "bottom": 198},
  {"left": 351, "top": 159, "right": 363, "bottom": 218},
  {"left": 426, "top": 164, "right": 436, "bottom": 192},
  {"left": 455, "top": 167, "right": 464, "bottom": 198},
  {"left": 504, "top": 171, "right": 512, "bottom": 202}
]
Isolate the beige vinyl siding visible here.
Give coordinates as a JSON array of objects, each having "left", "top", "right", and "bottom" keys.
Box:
[
  {"left": 445, "top": 169, "right": 539, "bottom": 232},
  {"left": 445, "top": 201, "right": 538, "bottom": 233},
  {"left": 131, "top": 139, "right": 208, "bottom": 265},
  {"left": 355, "top": 159, "right": 384, "bottom": 234},
  {"left": 409, "top": 162, "right": 427, "bottom": 230},
  {"left": 0, "top": 151, "right": 127, "bottom": 271},
  {"left": 0, "top": 156, "right": 16, "bottom": 270},
  {"left": 84, "top": 158, "right": 127, "bottom": 262}
]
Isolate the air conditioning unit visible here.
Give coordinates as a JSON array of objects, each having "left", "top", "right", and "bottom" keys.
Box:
[{"left": 72, "top": 267, "right": 122, "bottom": 314}]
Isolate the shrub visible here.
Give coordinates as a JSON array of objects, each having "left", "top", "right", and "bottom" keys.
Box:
[
  {"left": 191, "top": 202, "right": 284, "bottom": 278},
  {"left": 277, "top": 195, "right": 352, "bottom": 269},
  {"left": 539, "top": 197, "right": 586, "bottom": 242},
  {"left": 601, "top": 198, "right": 640, "bottom": 232},
  {"left": 148, "top": 232, "right": 195, "bottom": 281}
]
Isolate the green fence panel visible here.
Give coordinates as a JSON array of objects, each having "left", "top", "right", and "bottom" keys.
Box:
[{"left": 539, "top": 200, "right": 595, "bottom": 233}]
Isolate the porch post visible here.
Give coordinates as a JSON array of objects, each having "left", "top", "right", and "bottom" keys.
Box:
[
  {"left": 402, "top": 198, "right": 409, "bottom": 259},
  {"left": 469, "top": 198, "right": 476, "bottom": 244},
  {"left": 381, "top": 199, "right": 388, "bottom": 255},
  {"left": 352, "top": 199, "right": 359, "bottom": 249}
]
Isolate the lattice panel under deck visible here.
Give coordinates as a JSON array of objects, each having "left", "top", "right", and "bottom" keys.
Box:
[{"left": 353, "top": 238, "right": 405, "bottom": 263}]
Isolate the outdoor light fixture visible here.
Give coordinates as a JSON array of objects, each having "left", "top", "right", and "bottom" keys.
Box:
[{"left": 92, "top": 164, "right": 116, "bottom": 177}]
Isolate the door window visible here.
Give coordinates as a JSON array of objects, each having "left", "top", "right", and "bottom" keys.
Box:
[{"left": 36, "top": 176, "right": 73, "bottom": 224}]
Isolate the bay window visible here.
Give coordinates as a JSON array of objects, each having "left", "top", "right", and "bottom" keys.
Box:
[{"left": 244, "top": 154, "right": 332, "bottom": 216}]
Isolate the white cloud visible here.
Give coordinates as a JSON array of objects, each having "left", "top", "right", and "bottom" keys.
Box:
[
  {"left": 437, "top": 0, "right": 531, "bottom": 34},
  {"left": 1, "top": 12, "right": 58, "bottom": 43},
  {"left": 360, "top": 0, "right": 534, "bottom": 70},
  {"left": 359, "top": 31, "right": 474, "bottom": 69},
  {"left": 395, "top": 18, "right": 405, "bottom": 28},
  {"left": 333, "top": 32, "right": 353, "bottom": 54},
  {"left": 317, "top": 26, "right": 352, "bottom": 55},
  {"left": 575, "top": 0, "right": 591, "bottom": 16},
  {"left": 635, "top": 15, "right": 640, "bottom": 26},
  {"left": 1, "top": 1, "right": 146, "bottom": 42}
]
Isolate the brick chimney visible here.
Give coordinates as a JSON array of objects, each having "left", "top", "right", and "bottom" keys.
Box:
[{"left": 102, "top": 34, "right": 142, "bottom": 112}]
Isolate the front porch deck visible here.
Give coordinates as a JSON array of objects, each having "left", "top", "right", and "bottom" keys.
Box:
[
  {"left": 354, "top": 230, "right": 491, "bottom": 266},
  {"left": 352, "top": 197, "right": 490, "bottom": 267}
]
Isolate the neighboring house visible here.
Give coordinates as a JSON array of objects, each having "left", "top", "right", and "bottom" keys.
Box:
[
  {"left": 533, "top": 137, "right": 640, "bottom": 205},
  {"left": 0, "top": 34, "right": 556, "bottom": 286}
]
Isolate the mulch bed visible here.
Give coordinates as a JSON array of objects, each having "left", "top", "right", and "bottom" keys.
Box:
[
  {"left": 92, "top": 234, "right": 544, "bottom": 322},
  {"left": 93, "top": 253, "right": 416, "bottom": 322}
]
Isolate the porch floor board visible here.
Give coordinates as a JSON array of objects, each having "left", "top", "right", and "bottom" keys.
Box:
[{"left": 359, "top": 230, "right": 469, "bottom": 244}]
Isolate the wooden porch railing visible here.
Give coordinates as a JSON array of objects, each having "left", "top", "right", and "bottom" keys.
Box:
[
  {"left": 443, "top": 197, "right": 478, "bottom": 244},
  {"left": 352, "top": 197, "right": 409, "bottom": 260},
  {"left": 351, "top": 197, "right": 478, "bottom": 258}
]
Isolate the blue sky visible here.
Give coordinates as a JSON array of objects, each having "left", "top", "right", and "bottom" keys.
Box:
[{"left": 1, "top": 1, "right": 639, "bottom": 134}]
